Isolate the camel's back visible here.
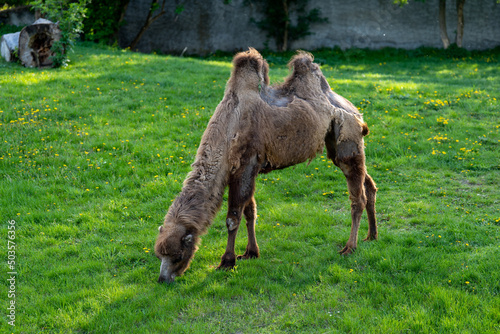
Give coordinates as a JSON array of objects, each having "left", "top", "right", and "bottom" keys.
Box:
[{"left": 258, "top": 98, "right": 331, "bottom": 170}]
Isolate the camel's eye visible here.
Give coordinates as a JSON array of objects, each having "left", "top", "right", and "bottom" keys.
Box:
[
  {"left": 182, "top": 234, "right": 193, "bottom": 246},
  {"left": 171, "top": 254, "right": 182, "bottom": 264}
]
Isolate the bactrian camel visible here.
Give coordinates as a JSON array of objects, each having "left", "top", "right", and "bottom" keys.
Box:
[{"left": 154, "top": 48, "right": 377, "bottom": 283}]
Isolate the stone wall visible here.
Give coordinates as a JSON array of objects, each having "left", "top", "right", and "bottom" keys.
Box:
[
  {"left": 0, "top": 6, "right": 35, "bottom": 27},
  {"left": 119, "top": 0, "right": 500, "bottom": 55},
  {"left": 119, "top": 0, "right": 266, "bottom": 54}
]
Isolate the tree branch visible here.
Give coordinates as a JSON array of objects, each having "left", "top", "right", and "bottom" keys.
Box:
[{"left": 129, "top": 0, "right": 167, "bottom": 50}]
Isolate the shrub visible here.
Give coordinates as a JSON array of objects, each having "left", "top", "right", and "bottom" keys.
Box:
[
  {"left": 30, "top": 0, "right": 89, "bottom": 67},
  {"left": 82, "top": 0, "right": 129, "bottom": 44}
]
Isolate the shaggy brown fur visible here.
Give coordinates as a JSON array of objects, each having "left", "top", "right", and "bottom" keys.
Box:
[
  {"left": 155, "top": 48, "right": 271, "bottom": 282},
  {"left": 260, "top": 51, "right": 378, "bottom": 255},
  {"left": 155, "top": 48, "right": 377, "bottom": 283}
]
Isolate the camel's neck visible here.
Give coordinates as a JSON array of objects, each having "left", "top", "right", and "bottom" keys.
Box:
[
  {"left": 167, "top": 155, "right": 228, "bottom": 234},
  {"left": 182, "top": 150, "right": 229, "bottom": 225},
  {"left": 167, "top": 95, "right": 241, "bottom": 232}
]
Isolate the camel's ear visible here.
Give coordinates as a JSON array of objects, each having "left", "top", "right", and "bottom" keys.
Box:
[
  {"left": 158, "top": 225, "right": 164, "bottom": 233},
  {"left": 182, "top": 234, "right": 193, "bottom": 246}
]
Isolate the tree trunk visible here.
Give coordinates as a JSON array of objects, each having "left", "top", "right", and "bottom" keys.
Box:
[
  {"left": 455, "top": 0, "right": 465, "bottom": 47},
  {"left": 18, "top": 18, "right": 61, "bottom": 68},
  {"left": 112, "top": 0, "right": 131, "bottom": 44},
  {"left": 1, "top": 32, "right": 20, "bottom": 62},
  {"left": 282, "top": 0, "right": 289, "bottom": 52},
  {"left": 439, "top": 0, "right": 450, "bottom": 49},
  {"left": 129, "top": 0, "right": 167, "bottom": 50}
]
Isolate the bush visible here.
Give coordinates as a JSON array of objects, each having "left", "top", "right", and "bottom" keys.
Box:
[
  {"left": 0, "top": 23, "right": 26, "bottom": 35},
  {"left": 30, "top": 0, "right": 89, "bottom": 67},
  {"left": 82, "top": 0, "right": 128, "bottom": 44}
]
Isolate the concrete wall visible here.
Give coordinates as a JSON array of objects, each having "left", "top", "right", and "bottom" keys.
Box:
[
  {"left": 301, "top": 0, "right": 500, "bottom": 50},
  {"left": 118, "top": 0, "right": 500, "bottom": 54},
  {"left": 119, "top": 0, "right": 266, "bottom": 54},
  {"left": 119, "top": 0, "right": 500, "bottom": 54}
]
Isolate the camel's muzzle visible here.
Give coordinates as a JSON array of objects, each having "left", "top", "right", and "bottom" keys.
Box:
[{"left": 157, "top": 258, "right": 176, "bottom": 283}]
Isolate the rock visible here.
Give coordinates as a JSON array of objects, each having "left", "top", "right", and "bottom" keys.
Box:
[{"left": 1, "top": 31, "right": 20, "bottom": 62}]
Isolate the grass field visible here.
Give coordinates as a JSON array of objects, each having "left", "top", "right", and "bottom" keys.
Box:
[{"left": 1, "top": 43, "right": 499, "bottom": 333}]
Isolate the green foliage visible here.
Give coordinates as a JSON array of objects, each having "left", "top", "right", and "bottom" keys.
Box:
[
  {"left": 0, "top": 22, "right": 25, "bottom": 34},
  {"left": 0, "top": 44, "right": 499, "bottom": 332},
  {"left": 393, "top": 0, "right": 425, "bottom": 5},
  {"left": 393, "top": 0, "right": 409, "bottom": 5},
  {"left": 174, "top": 4, "right": 184, "bottom": 15},
  {"left": 1, "top": 0, "right": 30, "bottom": 7},
  {"left": 82, "top": 0, "right": 128, "bottom": 44},
  {"left": 30, "top": 0, "right": 89, "bottom": 67},
  {"left": 150, "top": 0, "right": 160, "bottom": 12},
  {"left": 444, "top": 43, "right": 470, "bottom": 58},
  {"left": 248, "top": 0, "right": 328, "bottom": 51}
]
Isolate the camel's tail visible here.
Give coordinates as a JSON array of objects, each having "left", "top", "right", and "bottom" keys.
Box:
[{"left": 362, "top": 123, "right": 369, "bottom": 136}]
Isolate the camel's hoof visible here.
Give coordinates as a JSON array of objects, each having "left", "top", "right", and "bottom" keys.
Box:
[
  {"left": 217, "top": 255, "right": 236, "bottom": 270},
  {"left": 339, "top": 246, "right": 355, "bottom": 256},
  {"left": 237, "top": 250, "right": 259, "bottom": 260},
  {"left": 216, "top": 262, "right": 235, "bottom": 270},
  {"left": 363, "top": 234, "right": 378, "bottom": 242}
]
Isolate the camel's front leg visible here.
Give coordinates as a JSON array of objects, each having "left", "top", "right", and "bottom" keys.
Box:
[
  {"left": 217, "top": 208, "right": 241, "bottom": 269},
  {"left": 217, "top": 156, "right": 259, "bottom": 270},
  {"left": 237, "top": 196, "right": 260, "bottom": 260}
]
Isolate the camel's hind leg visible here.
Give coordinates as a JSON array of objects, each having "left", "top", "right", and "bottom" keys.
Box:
[
  {"left": 337, "top": 158, "right": 367, "bottom": 256},
  {"left": 363, "top": 173, "right": 378, "bottom": 241},
  {"left": 217, "top": 155, "right": 259, "bottom": 270},
  {"left": 237, "top": 196, "right": 260, "bottom": 260}
]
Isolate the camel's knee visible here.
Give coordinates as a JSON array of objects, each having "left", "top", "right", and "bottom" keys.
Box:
[
  {"left": 226, "top": 217, "right": 240, "bottom": 231},
  {"left": 350, "top": 195, "right": 367, "bottom": 212}
]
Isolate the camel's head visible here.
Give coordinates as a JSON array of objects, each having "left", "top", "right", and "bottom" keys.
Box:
[
  {"left": 287, "top": 51, "right": 325, "bottom": 97},
  {"left": 230, "top": 48, "right": 269, "bottom": 91},
  {"left": 154, "top": 223, "right": 199, "bottom": 283}
]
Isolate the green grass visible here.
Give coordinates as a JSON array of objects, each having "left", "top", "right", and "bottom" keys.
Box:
[{"left": 1, "top": 43, "right": 499, "bottom": 333}]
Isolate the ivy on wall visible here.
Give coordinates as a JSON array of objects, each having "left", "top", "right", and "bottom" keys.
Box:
[{"left": 246, "top": 0, "right": 328, "bottom": 51}]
